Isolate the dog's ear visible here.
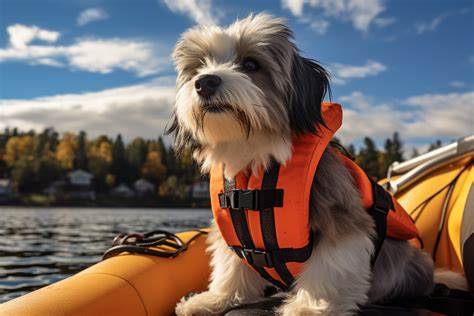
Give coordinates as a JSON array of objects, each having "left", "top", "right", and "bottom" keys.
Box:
[{"left": 287, "top": 56, "right": 331, "bottom": 135}]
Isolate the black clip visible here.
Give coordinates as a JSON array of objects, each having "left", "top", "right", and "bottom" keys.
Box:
[
  {"left": 231, "top": 246, "right": 274, "bottom": 267},
  {"left": 218, "top": 189, "right": 284, "bottom": 210}
]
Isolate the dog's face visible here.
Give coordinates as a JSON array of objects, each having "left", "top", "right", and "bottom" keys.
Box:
[{"left": 167, "top": 13, "right": 330, "bottom": 158}]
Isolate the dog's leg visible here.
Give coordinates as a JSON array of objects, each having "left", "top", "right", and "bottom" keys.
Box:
[
  {"left": 277, "top": 233, "right": 374, "bottom": 315},
  {"left": 368, "top": 239, "right": 434, "bottom": 303},
  {"left": 175, "top": 221, "right": 268, "bottom": 315}
]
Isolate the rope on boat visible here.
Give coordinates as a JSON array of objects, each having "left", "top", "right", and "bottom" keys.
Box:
[{"left": 102, "top": 229, "right": 208, "bottom": 260}]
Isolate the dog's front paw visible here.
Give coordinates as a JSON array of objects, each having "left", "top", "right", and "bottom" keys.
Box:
[
  {"left": 277, "top": 297, "right": 330, "bottom": 316},
  {"left": 175, "top": 291, "right": 234, "bottom": 316}
]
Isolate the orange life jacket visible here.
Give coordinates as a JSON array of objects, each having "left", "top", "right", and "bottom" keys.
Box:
[{"left": 210, "top": 102, "right": 419, "bottom": 289}]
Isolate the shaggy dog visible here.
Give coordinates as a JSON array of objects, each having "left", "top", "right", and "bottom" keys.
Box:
[{"left": 168, "top": 13, "right": 463, "bottom": 315}]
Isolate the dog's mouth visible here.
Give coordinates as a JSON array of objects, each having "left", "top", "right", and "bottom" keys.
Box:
[{"left": 200, "top": 103, "right": 232, "bottom": 113}]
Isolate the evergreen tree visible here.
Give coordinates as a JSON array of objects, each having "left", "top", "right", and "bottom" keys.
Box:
[
  {"left": 49, "top": 131, "right": 59, "bottom": 152},
  {"left": 347, "top": 144, "right": 357, "bottom": 158},
  {"left": 158, "top": 136, "right": 168, "bottom": 166},
  {"left": 0, "top": 128, "right": 10, "bottom": 151},
  {"left": 34, "top": 158, "right": 61, "bottom": 189},
  {"left": 111, "top": 134, "right": 127, "bottom": 182},
  {"left": 11, "top": 159, "right": 35, "bottom": 192},
  {"left": 381, "top": 132, "right": 404, "bottom": 177},
  {"left": 357, "top": 137, "right": 380, "bottom": 179},
  {"left": 428, "top": 140, "right": 442, "bottom": 152},
  {"left": 126, "top": 137, "right": 148, "bottom": 181},
  {"left": 75, "top": 131, "right": 88, "bottom": 170},
  {"left": 392, "top": 132, "right": 404, "bottom": 162},
  {"left": 35, "top": 128, "right": 50, "bottom": 158}
]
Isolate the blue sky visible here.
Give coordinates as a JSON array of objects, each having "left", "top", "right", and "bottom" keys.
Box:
[{"left": 0, "top": 0, "right": 473, "bottom": 153}]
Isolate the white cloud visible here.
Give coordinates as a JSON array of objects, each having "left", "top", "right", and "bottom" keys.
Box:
[
  {"left": 335, "top": 90, "right": 474, "bottom": 147},
  {"left": 7, "top": 24, "right": 60, "bottom": 49},
  {"left": 374, "top": 17, "right": 396, "bottom": 28},
  {"left": 281, "top": 0, "right": 305, "bottom": 17},
  {"left": 450, "top": 81, "right": 466, "bottom": 88},
  {"left": 0, "top": 78, "right": 176, "bottom": 141},
  {"left": 330, "top": 60, "right": 387, "bottom": 85},
  {"left": 161, "top": 0, "right": 220, "bottom": 25},
  {"left": 0, "top": 24, "right": 168, "bottom": 76},
  {"left": 415, "top": 12, "right": 450, "bottom": 34},
  {"left": 281, "top": 0, "right": 387, "bottom": 33},
  {"left": 77, "top": 8, "right": 109, "bottom": 26},
  {"left": 309, "top": 19, "right": 330, "bottom": 35}
]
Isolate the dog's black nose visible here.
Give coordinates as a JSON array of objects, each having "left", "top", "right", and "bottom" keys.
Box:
[{"left": 195, "top": 75, "right": 221, "bottom": 98}]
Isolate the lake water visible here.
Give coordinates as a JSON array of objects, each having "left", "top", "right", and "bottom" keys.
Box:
[{"left": 0, "top": 207, "right": 213, "bottom": 303}]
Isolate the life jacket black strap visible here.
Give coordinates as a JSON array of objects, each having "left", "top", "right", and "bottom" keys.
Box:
[
  {"left": 223, "top": 170, "right": 287, "bottom": 290},
  {"left": 218, "top": 189, "right": 284, "bottom": 210},
  {"left": 259, "top": 161, "right": 297, "bottom": 288},
  {"left": 368, "top": 178, "right": 394, "bottom": 266},
  {"left": 230, "top": 234, "right": 314, "bottom": 268}
]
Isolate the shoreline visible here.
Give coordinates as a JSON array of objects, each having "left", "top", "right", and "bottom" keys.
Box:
[{"left": 0, "top": 194, "right": 210, "bottom": 209}]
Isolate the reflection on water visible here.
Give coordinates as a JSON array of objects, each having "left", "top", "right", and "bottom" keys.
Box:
[{"left": 0, "top": 207, "right": 212, "bottom": 303}]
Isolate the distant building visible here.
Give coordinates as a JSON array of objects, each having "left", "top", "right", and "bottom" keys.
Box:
[
  {"left": 134, "top": 178, "right": 155, "bottom": 196},
  {"left": 0, "top": 179, "right": 12, "bottom": 197},
  {"left": 65, "top": 170, "right": 95, "bottom": 199},
  {"left": 111, "top": 183, "right": 135, "bottom": 198},
  {"left": 67, "top": 170, "right": 93, "bottom": 186},
  {"left": 43, "top": 180, "right": 67, "bottom": 197},
  {"left": 191, "top": 181, "right": 210, "bottom": 199}
]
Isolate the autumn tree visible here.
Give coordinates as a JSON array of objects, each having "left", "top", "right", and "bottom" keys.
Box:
[
  {"left": 88, "top": 137, "right": 113, "bottom": 191},
  {"left": 56, "top": 133, "right": 77, "bottom": 170},
  {"left": 141, "top": 149, "right": 167, "bottom": 184},
  {"left": 4, "top": 135, "right": 37, "bottom": 167}
]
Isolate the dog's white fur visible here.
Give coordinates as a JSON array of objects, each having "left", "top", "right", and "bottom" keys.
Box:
[{"left": 170, "top": 13, "right": 464, "bottom": 315}]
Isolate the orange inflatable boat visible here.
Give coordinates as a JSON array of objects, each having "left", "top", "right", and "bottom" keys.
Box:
[{"left": 1, "top": 136, "right": 473, "bottom": 315}]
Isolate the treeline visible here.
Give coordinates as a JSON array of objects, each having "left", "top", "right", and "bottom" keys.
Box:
[
  {"left": 0, "top": 128, "right": 200, "bottom": 196},
  {"left": 337, "top": 133, "right": 443, "bottom": 179},
  {"left": 0, "top": 128, "right": 444, "bottom": 194}
]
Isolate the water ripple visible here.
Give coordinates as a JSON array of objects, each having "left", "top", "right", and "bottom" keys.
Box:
[{"left": 0, "top": 207, "right": 212, "bottom": 303}]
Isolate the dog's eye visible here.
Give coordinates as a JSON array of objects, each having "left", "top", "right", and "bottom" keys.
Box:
[{"left": 242, "top": 58, "right": 259, "bottom": 72}]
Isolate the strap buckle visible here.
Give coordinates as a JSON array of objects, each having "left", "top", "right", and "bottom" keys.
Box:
[
  {"left": 231, "top": 246, "right": 274, "bottom": 268},
  {"left": 218, "top": 189, "right": 284, "bottom": 210},
  {"left": 370, "top": 181, "right": 393, "bottom": 215}
]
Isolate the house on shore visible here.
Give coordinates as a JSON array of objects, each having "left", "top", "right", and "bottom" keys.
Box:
[
  {"left": 134, "top": 178, "right": 155, "bottom": 196},
  {"left": 0, "top": 179, "right": 12, "bottom": 203},
  {"left": 65, "top": 170, "right": 95, "bottom": 199},
  {"left": 111, "top": 183, "right": 135, "bottom": 198}
]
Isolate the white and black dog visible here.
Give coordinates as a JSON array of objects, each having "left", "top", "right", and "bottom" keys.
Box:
[{"left": 167, "top": 13, "right": 465, "bottom": 315}]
